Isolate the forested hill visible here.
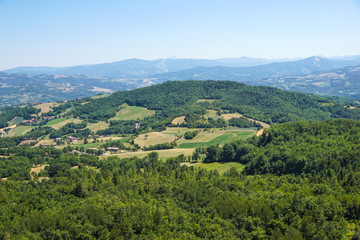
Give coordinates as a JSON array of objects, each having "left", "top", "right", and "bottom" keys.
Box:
[{"left": 74, "top": 80, "right": 360, "bottom": 125}]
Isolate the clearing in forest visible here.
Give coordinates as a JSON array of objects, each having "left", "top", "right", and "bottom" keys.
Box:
[
  {"left": 110, "top": 106, "right": 155, "bottom": 121},
  {"left": 87, "top": 121, "right": 109, "bottom": 132},
  {"left": 134, "top": 132, "right": 177, "bottom": 147},
  {"left": 171, "top": 116, "right": 186, "bottom": 124},
  {"left": 192, "top": 162, "right": 245, "bottom": 174},
  {"left": 197, "top": 99, "right": 215, "bottom": 103},
  {"left": 221, "top": 113, "right": 270, "bottom": 128},
  {"left": 34, "top": 102, "right": 62, "bottom": 114},
  {"left": 30, "top": 164, "right": 49, "bottom": 175},
  {"left": 45, "top": 118, "right": 82, "bottom": 130}
]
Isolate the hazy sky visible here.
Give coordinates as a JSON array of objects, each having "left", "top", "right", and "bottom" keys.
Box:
[{"left": 1, "top": 0, "right": 360, "bottom": 70}]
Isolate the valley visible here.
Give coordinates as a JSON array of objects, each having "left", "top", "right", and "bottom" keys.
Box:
[{"left": 0, "top": 80, "right": 360, "bottom": 239}]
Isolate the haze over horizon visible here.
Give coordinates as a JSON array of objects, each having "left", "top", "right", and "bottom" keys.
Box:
[{"left": 1, "top": 0, "right": 360, "bottom": 70}]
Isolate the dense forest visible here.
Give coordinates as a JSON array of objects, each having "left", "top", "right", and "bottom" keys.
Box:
[
  {"left": 72, "top": 80, "right": 360, "bottom": 125},
  {"left": 1, "top": 119, "right": 360, "bottom": 239}
]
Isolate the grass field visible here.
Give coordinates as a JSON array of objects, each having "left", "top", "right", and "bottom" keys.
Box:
[
  {"left": 221, "top": 113, "right": 270, "bottom": 128},
  {"left": 71, "top": 137, "right": 128, "bottom": 149},
  {"left": 161, "top": 127, "right": 202, "bottom": 136},
  {"left": 177, "top": 130, "right": 254, "bottom": 148},
  {"left": 171, "top": 116, "right": 186, "bottom": 124},
  {"left": 45, "top": 118, "right": 82, "bottom": 130},
  {"left": 35, "top": 139, "right": 55, "bottom": 146},
  {"left": 110, "top": 106, "right": 155, "bottom": 121},
  {"left": 90, "top": 94, "right": 110, "bottom": 99},
  {"left": 87, "top": 121, "right": 109, "bottom": 132},
  {"left": 8, "top": 117, "right": 24, "bottom": 126},
  {"left": 191, "top": 162, "right": 244, "bottom": 174},
  {"left": 106, "top": 148, "right": 196, "bottom": 159},
  {"left": 6, "top": 126, "right": 35, "bottom": 137},
  {"left": 34, "top": 102, "right": 62, "bottom": 114},
  {"left": 134, "top": 132, "right": 177, "bottom": 147}
]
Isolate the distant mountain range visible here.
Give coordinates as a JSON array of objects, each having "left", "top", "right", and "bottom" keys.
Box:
[
  {"left": 151, "top": 56, "right": 360, "bottom": 82},
  {"left": 3, "top": 58, "right": 275, "bottom": 78},
  {"left": 5, "top": 56, "right": 360, "bottom": 79},
  {"left": 1, "top": 55, "right": 360, "bottom": 105}
]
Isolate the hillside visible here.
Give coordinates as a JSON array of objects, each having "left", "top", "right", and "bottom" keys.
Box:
[
  {"left": 73, "top": 80, "right": 360, "bottom": 125},
  {"left": 255, "top": 65, "right": 360, "bottom": 100},
  {"left": 0, "top": 80, "right": 359, "bottom": 147},
  {"left": 1, "top": 80, "right": 360, "bottom": 239}
]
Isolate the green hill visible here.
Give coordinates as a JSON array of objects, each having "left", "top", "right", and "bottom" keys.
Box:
[{"left": 73, "top": 80, "right": 360, "bottom": 125}]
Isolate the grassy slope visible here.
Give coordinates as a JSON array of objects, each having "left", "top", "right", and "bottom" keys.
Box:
[
  {"left": 6, "top": 126, "right": 35, "bottom": 137},
  {"left": 45, "top": 118, "right": 82, "bottom": 130},
  {"left": 177, "top": 130, "right": 254, "bottom": 148},
  {"left": 87, "top": 122, "right": 109, "bottom": 132},
  {"left": 110, "top": 106, "right": 155, "bottom": 121},
  {"left": 190, "top": 162, "right": 245, "bottom": 174}
]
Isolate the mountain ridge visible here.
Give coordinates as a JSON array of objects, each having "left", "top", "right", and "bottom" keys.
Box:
[{"left": 5, "top": 55, "right": 360, "bottom": 79}]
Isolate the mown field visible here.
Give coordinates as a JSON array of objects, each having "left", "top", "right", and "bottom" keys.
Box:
[
  {"left": 6, "top": 125, "right": 35, "bottom": 137},
  {"left": 110, "top": 106, "right": 155, "bottom": 121},
  {"left": 34, "top": 102, "right": 62, "bottom": 114},
  {"left": 134, "top": 132, "right": 177, "bottom": 147},
  {"left": 177, "top": 130, "right": 254, "bottom": 148},
  {"left": 106, "top": 148, "right": 196, "bottom": 159},
  {"left": 45, "top": 118, "right": 82, "bottom": 130}
]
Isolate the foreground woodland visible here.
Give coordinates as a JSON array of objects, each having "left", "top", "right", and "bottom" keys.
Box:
[{"left": 1, "top": 119, "right": 360, "bottom": 239}]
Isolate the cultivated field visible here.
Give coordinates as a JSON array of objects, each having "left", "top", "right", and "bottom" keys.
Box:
[
  {"left": 35, "top": 139, "right": 55, "bottom": 147},
  {"left": 70, "top": 137, "right": 127, "bottom": 149},
  {"left": 161, "top": 127, "right": 202, "bottom": 136},
  {"left": 34, "top": 102, "right": 62, "bottom": 114},
  {"left": 8, "top": 117, "right": 24, "bottom": 126},
  {"left": 87, "top": 121, "right": 109, "bottom": 132},
  {"left": 177, "top": 129, "right": 254, "bottom": 148},
  {"left": 134, "top": 132, "right": 177, "bottom": 147},
  {"left": 110, "top": 106, "right": 155, "bottom": 121},
  {"left": 6, "top": 126, "right": 34, "bottom": 137},
  {"left": 221, "top": 112, "right": 270, "bottom": 128},
  {"left": 45, "top": 118, "right": 82, "bottom": 130},
  {"left": 171, "top": 116, "right": 186, "bottom": 124},
  {"left": 107, "top": 148, "right": 196, "bottom": 159}
]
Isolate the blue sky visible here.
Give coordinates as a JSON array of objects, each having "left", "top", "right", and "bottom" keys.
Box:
[{"left": 1, "top": 0, "right": 360, "bottom": 70}]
